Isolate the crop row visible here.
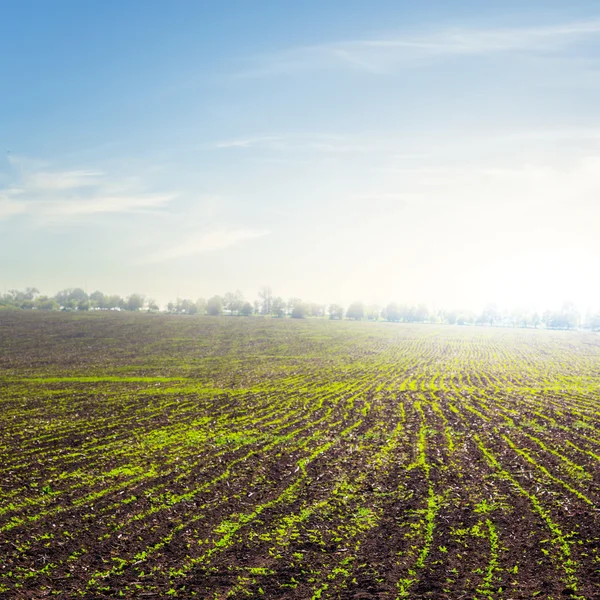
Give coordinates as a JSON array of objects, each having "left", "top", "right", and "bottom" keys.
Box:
[{"left": 1, "top": 312, "right": 600, "bottom": 597}]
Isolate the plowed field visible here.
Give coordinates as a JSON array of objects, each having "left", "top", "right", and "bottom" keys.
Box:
[{"left": 1, "top": 311, "right": 600, "bottom": 599}]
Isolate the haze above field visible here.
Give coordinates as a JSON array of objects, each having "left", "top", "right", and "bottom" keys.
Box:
[{"left": 1, "top": 1, "right": 600, "bottom": 312}]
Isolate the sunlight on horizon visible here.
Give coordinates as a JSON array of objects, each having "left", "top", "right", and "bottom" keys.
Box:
[{"left": 1, "top": 2, "right": 599, "bottom": 314}]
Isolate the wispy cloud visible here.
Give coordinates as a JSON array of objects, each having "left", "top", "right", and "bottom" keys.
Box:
[
  {"left": 0, "top": 197, "right": 26, "bottom": 220},
  {"left": 25, "top": 169, "right": 103, "bottom": 191},
  {"left": 138, "top": 228, "right": 269, "bottom": 264},
  {"left": 495, "top": 127, "right": 600, "bottom": 142},
  {"left": 214, "top": 132, "right": 392, "bottom": 154},
  {"left": 44, "top": 193, "right": 175, "bottom": 217},
  {"left": 216, "top": 136, "right": 283, "bottom": 149},
  {"left": 0, "top": 158, "right": 176, "bottom": 224},
  {"left": 238, "top": 19, "right": 600, "bottom": 77}
]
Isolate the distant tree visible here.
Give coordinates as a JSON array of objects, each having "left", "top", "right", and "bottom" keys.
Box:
[
  {"left": 308, "top": 303, "right": 326, "bottom": 318},
  {"left": 328, "top": 303, "right": 344, "bottom": 320},
  {"left": 53, "top": 287, "right": 88, "bottom": 310},
  {"left": 223, "top": 292, "right": 235, "bottom": 315},
  {"left": 291, "top": 301, "right": 308, "bottom": 319},
  {"left": 175, "top": 298, "right": 197, "bottom": 314},
  {"left": 366, "top": 305, "right": 381, "bottom": 321},
  {"left": 70, "top": 288, "right": 88, "bottom": 303},
  {"left": 35, "top": 296, "right": 58, "bottom": 310},
  {"left": 443, "top": 309, "right": 457, "bottom": 325},
  {"left": 510, "top": 308, "right": 533, "bottom": 328},
  {"left": 272, "top": 296, "right": 286, "bottom": 317},
  {"left": 259, "top": 286, "right": 273, "bottom": 315},
  {"left": 89, "top": 290, "right": 107, "bottom": 309},
  {"left": 195, "top": 298, "right": 207, "bottom": 315},
  {"left": 54, "top": 289, "right": 71, "bottom": 307},
  {"left": 479, "top": 303, "right": 500, "bottom": 326},
  {"left": 456, "top": 310, "right": 476, "bottom": 325},
  {"left": 287, "top": 298, "right": 301, "bottom": 316},
  {"left": 106, "top": 294, "right": 123, "bottom": 310},
  {"left": 585, "top": 312, "right": 600, "bottom": 331},
  {"left": 54, "top": 289, "right": 74, "bottom": 309},
  {"left": 508, "top": 308, "right": 521, "bottom": 328},
  {"left": 562, "top": 302, "right": 580, "bottom": 329},
  {"left": 429, "top": 311, "right": 442, "bottom": 324},
  {"left": 240, "top": 302, "right": 254, "bottom": 316},
  {"left": 233, "top": 290, "right": 245, "bottom": 314},
  {"left": 414, "top": 304, "right": 429, "bottom": 322},
  {"left": 2, "top": 288, "right": 36, "bottom": 308},
  {"left": 2, "top": 287, "right": 40, "bottom": 308},
  {"left": 186, "top": 299, "right": 198, "bottom": 314},
  {"left": 542, "top": 310, "right": 553, "bottom": 328},
  {"left": 124, "top": 294, "right": 144, "bottom": 311},
  {"left": 223, "top": 290, "right": 244, "bottom": 315},
  {"left": 399, "top": 304, "right": 429, "bottom": 322},
  {"left": 384, "top": 302, "right": 401, "bottom": 322},
  {"left": 206, "top": 295, "right": 223, "bottom": 316},
  {"left": 346, "top": 302, "right": 365, "bottom": 320},
  {"left": 24, "top": 287, "right": 40, "bottom": 301},
  {"left": 147, "top": 298, "right": 159, "bottom": 312},
  {"left": 543, "top": 303, "right": 580, "bottom": 329}
]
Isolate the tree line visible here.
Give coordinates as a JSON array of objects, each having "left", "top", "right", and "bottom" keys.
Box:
[
  {"left": 0, "top": 287, "right": 150, "bottom": 312},
  {"left": 1, "top": 286, "right": 599, "bottom": 331}
]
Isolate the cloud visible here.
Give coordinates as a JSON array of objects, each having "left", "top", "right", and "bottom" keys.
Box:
[
  {"left": 0, "top": 160, "right": 176, "bottom": 224},
  {"left": 25, "top": 169, "right": 103, "bottom": 191},
  {"left": 139, "top": 228, "right": 269, "bottom": 263},
  {"left": 0, "top": 197, "right": 26, "bottom": 220},
  {"left": 214, "top": 132, "right": 385, "bottom": 154},
  {"left": 496, "top": 127, "right": 600, "bottom": 142},
  {"left": 238, "top": 19, "right": 600, "bottom": 77},
  {"left": 45, "top": 193, "right": 175, "bottom": 217},
  {"left": 216, "top": 136, "right": 283, "bottom": 149}
]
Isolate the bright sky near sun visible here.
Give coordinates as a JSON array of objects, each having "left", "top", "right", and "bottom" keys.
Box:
[{"left": 1, "top": 0, "right": 600, "bottom": 312}]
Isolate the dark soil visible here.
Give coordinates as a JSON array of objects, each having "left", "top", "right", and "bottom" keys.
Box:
[{"left": 1, "top": 311, "right": 600, "bottom": 598}]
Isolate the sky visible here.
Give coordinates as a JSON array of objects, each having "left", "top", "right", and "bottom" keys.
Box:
[{"left": 1, "top": 0, "right": 600, "bottom": 312}]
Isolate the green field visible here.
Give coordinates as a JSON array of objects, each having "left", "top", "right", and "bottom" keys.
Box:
[{"left": 1, "top": 311, "right": 600, "bottom": 598}]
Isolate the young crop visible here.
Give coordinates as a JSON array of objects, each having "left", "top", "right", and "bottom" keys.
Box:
[{"left": 1, "top": 313, "right": 600, "bottom": 598}]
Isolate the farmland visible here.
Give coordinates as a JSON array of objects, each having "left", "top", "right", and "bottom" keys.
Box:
[{"left": 1, "top": 312, "right": 600, "bottom": 599}]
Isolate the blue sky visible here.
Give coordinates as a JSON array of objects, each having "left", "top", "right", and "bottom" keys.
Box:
[{"left": 2, "top": 1, "right": 600, "bottom": 310}]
